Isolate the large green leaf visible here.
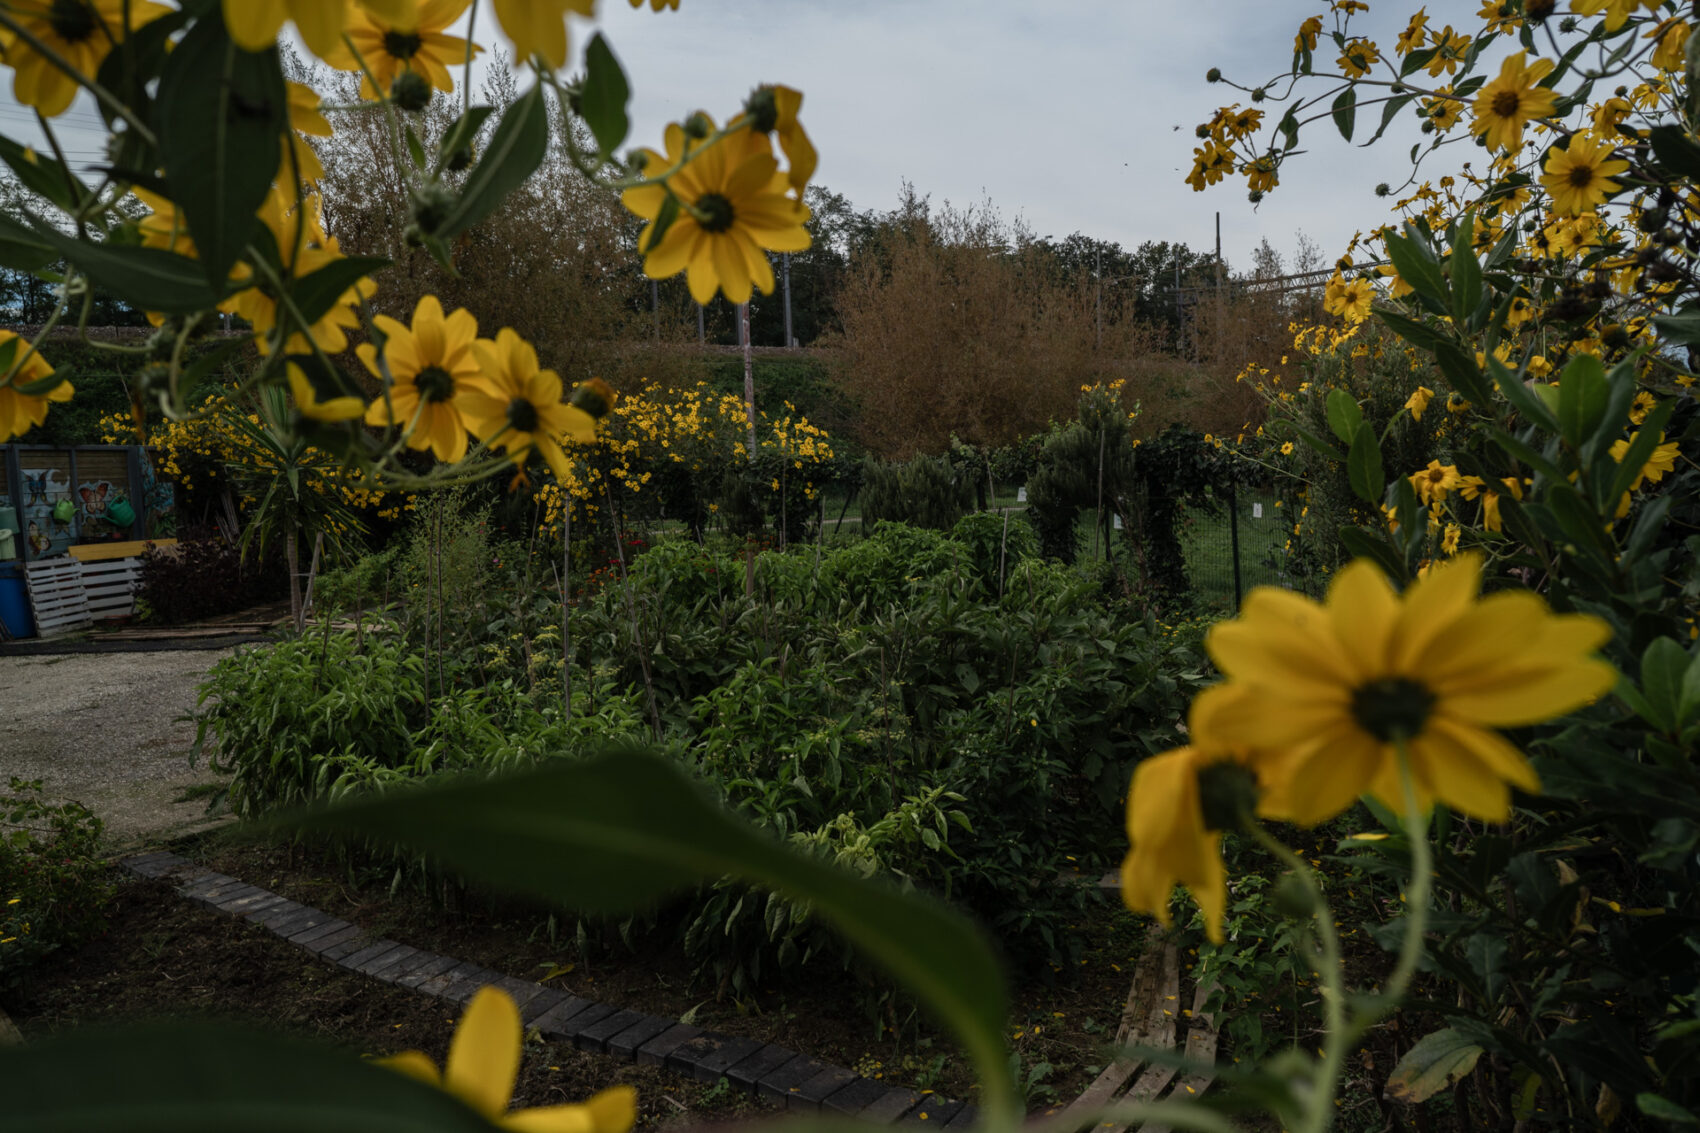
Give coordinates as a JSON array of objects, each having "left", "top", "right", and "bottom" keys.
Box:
[
  {"left": 0, "top": 134, "right": 90, "bottom": 214},
  {"left": 1347, "top": 420, "right": 1384, "bottom": 505},
  {"left": 289, "top": 255, "right": 389, "bottom": 327},
  {"left": 1325, "top": 388, "right": 1362, "bottom": 445},
  {"left": 0, "top": 213, "right": 56, "bottom": 271},
  {"left": 1331, "top": 87, "right": 1356, "bottom": 142},
  {"left": 436, "top": 84, "right": 548, "bottom": 241},
  {"left": 0, "top": 1021, "right": 499, "bottom": 1132},
  {"left": 1382, "top": 226, "right": 1449, "bottom": 315},
  {"left": 580, "top": 33, "right": 631, "bottom": 158},
  {"left": 1449, "top": 213, "right": 1482, "bottom": 328},
  {"left": 1556, "top": 353, "right": 1608, "bottom": 450},
  {"left": 155, "top": 5, "right": 286, "bottom": 288},
  {"left": 1385, "top": 1027, "right": 1484, "bottom": 1103},
  {"left": 26, "top": 220, "right": 219, "bottom": 313},
  {"left": 291, "top": 750, "right": 1018, "bottom": 1121}
]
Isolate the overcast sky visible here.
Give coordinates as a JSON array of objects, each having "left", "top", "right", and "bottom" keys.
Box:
[{"left": 0, "top": 1, "right": 1476, "bottom": 273}]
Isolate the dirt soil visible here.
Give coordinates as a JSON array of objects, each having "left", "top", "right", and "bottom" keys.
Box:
[
  {"left": 3, "top": 875, "right": 779, "bottom": 1129},
  {"left": 0, "top": 650, "right": 230, "bottom": 849}
]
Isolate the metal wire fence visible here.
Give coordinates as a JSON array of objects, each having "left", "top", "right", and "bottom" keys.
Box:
[{"left": 1175, "top": 482, "right": 1314, "bottom": 612}]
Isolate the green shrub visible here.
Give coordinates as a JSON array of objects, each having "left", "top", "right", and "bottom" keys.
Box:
[
  {"left": 0, "top": 779, "right": 114, "bottom": 988},
  {"left": 948, "top": 510, "right": 1037, "bottom": 594},
  {"left": 858, "top": 453, "right": 975, "bottom": 532}
]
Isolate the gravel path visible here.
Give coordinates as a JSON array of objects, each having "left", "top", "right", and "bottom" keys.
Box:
[{"left": 0, "top": 650, "right": 232, "bottom": 851}]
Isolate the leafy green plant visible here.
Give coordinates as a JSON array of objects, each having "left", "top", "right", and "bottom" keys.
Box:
[{"left": 0, "top": 779, "right": 113, "bottom": 987}]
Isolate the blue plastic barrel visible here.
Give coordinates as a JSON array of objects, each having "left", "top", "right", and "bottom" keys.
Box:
[{"left": 0, "top": 560, "right": 34, "bottom": 638}]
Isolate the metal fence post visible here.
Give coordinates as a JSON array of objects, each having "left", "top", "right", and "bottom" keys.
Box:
[{"left": 1228, "top": 477, "right": 1243, "bottom": 613}]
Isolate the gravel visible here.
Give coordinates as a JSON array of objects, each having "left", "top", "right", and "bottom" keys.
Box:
[{"left": 0, "top": 649, "right": 233, "bottom": 851}]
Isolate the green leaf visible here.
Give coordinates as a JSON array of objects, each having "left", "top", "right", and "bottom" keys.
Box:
[
  {"left": 1277, "top": 105, "right": 1300, "bottom": 151},
  {"left": 1607, "top": 399, "right": 1677, "bottom": 505},
  {"left": 435, "top": 106, "right": 492, "bottom": 174},
  {"left": 1556, "top": 353, "right": 1609, "bottom": 450},
  {"left": 1449, "top": 213, "right": 1482, "bottom": 327},
  {"left": 1648, "top": 125, "right": 1700, "bottom": 181},
  {"left": 288, "top": 255, "right": 388, "bottom": 327},
  {"left": 1401, "top": 47, "right": 1437, "bottom": 77},
  {"left": 1383, "top": 226, "right": 1449, "bottom": 315},
  {"left": 1375, "top": 306, "right": 1446, "bottom": 352},
  {"left": 1338, "top": 525, "right": 1405, "bottom": 581},
  {"left": 1385, "top": 1028, "right": 1484, "bottom": 1103},
  {"left": 580, "top": 33, "right": 631, "bottom": 158},
  {"left": 1347, "top": 420, "right": 1384, "bottom": 504},
  {"left": 1638, "top": 637, "right": 1689, "bottom": 734},
  {"left": 1637, "top": 1092, "right": 1700, "bottom": 1126},
  {"left": 26, "top": 221, "right": 219, "bottom": 313},
  {"left": 436, "top": 83, "right": 548, "bottom": 241},
  {"left": 1434, "top": 340, "right": 1495, "bottom": 406},
  {"left": 1325, "top": 388, "right": 1363, "bottom": 445},
  {"left": 290, "top": 751, "right": 1018, "bottom": 1121},
  {"left": 0, "top": 213, "right": 55, "bottom": 271},
  {"left": 0, "top": 134, "right": 90, "bottom": 214},
  {"left": 1488, "top": 355, "right": 1559, "bottom": 432},
  {"left": 642, "top": 192, "right": 681, "bottom": 255},
  {"left": 155, "top": 5, "right": 287, "bottom": 289},
  {"left": 1331, "top": 87, "right": 1356, "bottom": 142},
  {"left": 1364, "top": 92, "right": 1414, "bottom": 146},
  {"left": 0, "top": 1021, "right": 500, "bottom": 1132},
  {"left": 1653, "top": 306, "right": 1700, "bottom": 347},
  {"left": 404, "top": 125, "right": 427, "bottom": 171}
]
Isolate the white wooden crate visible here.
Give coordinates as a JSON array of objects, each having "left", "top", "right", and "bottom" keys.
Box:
[
  {"left": 80, "top": 557, "right": 141, "bottom": 620},
  {"left": 25, "top": 558, "right": 91, "bottom": 637}
]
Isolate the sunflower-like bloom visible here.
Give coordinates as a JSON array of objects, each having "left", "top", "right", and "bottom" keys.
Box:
[
  {"left": 1404, "top": 385, "right": 1435, "bottom": 422},
  {"left": 1541, "top": 133, "right": 1630, "bottom": 217},
  {"left": 745, "top": 84, "right": 816, "bottom": 195},
  {"left": 0, "top": 0, "right": 172, "bottom": 117},
  {"left": 630, "top": 0, "right": 681, "bottom": 9},
  {"left": 622, "top": 122, "right": 811, "bottom": 305},
  {"left": 460, "top": 328, "right": 599, "bottom": 480},
  {"left": 491, "top": 0, "right": 595, "bottom": 69},
  {"left": 1410, "top": 460, "right": 1462, "bottom": 505},
  {"left": 224, "top": 188, "right": 375, "bottom": 356},
  {"left": 359, "top": 294, "right": 482, "bottom": 463},
  {"left": 0, "top": 331, "right": 69, "bottom": 442},
  {"left": 382, "top": 986, "right": 637, "bottom": 1133},
  {"left": 1651, "top": 18, "right": 1691, "bottom": 72},
  {"left": 1323, "top": 276, "right": 1375, "bottom": 323},
  {"left": 1470, "top": 51, "right": 1558, "bottom": 153},
  {"left": 1196, "top": 555, "right": 1615, "bottom": 826},
  {"left": 223, "top": 0, "right": 417, "bottom": 59},
  {"left": 1295, "top": 15, "right": 1322, "bottom": 52},
  {"left": 1570, "top": 0, "right": 1661, "bottom": 33},
  {"left": 282, "top": 80, "right": 334, "bottom": 184},
  {"left": 323, "top": 0, "right": 480, "bottom": 101}
]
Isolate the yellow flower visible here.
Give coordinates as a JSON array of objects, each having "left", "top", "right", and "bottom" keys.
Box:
[
  {"left": 461, "top": 328, "right": 599, "bottom": 480},
  {"left": 1610, "top": 431, "right": 1680, "bottom": 494},
  {"left": 359, "top": 294, "right": 483, "bottom": 462},
  {"left": 1457, "top": 476, "right": 1502, "bottom": 533},
  {"left": 491, "top": 0, "right": 595, "bottom": 69},
  {"left": 1396, "top": 9, "right": 1428, "bottom": 54},
  {"left": 1295, "top": 15, "right": 1323, "bottom": 52},
  {"left": 0, "top": 1, "right": 172, "bottom": 117},
  {"left": 223, "top": 0, "right": 417, "bottom": 60},
  {"left": 383, "top": 986, "right": 637, "bottom": 1133},
  {"left": 1424, "top": 26, "right": 1470, "bottom": 76},
  {"left": 1324, "top": 276, "right": 1375, "bottom": 323},
  {"left": 1410, "top": 460, "right": 1462, "bottom": 506},
  {"left": 324, "top": 0, "right": 481, "bottom": 101},
  {"left": 630, "top": 0, "right": 681, "bottom": 8},
  {"left": 1337, "top": 37, "right": 1380, "bottom": 78},
  {"left": 1121, "top": 743, "right": 1231, "bottom": 944},
  {"left": 0, "top": 332, "right": 70, "bottom": 442},
  {"left": 288, "top": 362, "right": 365, "bottom": 423},
  {"left": 1441, "top": 523, "right": 1462, "bottom": 555},
  {"left": 1197, "top": 555, "right": 1615, "bottom": 825},
  {"left": 1245, "top": 154, "right": 1278, "bottom": 193},
  {"left": 1405, "top": 385, "right": 1435, "bottom": 421},
  {"left": 224, "top": 189, "right": 374, "bottom": 355},
  {"left": 1541, "top": 134, "right": 1629, "bottom": 217},
  {"left": 1471, "top": 52, "right": 1558, "bottom": 153},
  {"left": 622, "top": 123, "right": 811, "bottom": 304},
  {"left": 1185, "top": 140, "right": 1234, "bottom": 191},
  {"left": 1651, "top": 18, "right": 1691, "bottom": 71},
  {"left": 282, "top": 80, "right": 334, "bottom": 184},
  {"left": 1570, "top": 0, "right": 1660, "bottom": 33},
  {"left": 746, "top": 84, "right": 816, "bottom": 195},
  {"left": 1280, "top": 441, "right": 1295, "bottom": 456}
]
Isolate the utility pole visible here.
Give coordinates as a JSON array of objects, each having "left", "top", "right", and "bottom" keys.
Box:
[
  {"left": 1094, "top": 243, "right": 1102, "bottom": 351},
  {"left": 697, "top": 301, "right": 705, "bottom": 344},
  {"left": 782, "top": 252, "right": 793, "bottom": 348}
]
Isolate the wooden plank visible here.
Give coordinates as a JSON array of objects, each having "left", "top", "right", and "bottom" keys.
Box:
[
  {"left": 68, "top": 540, "right": 173, "bottom": 562},
  {"left": 1092, "top": 945, "right": 1182, "bottom": 1133},
  {"left": 1133, "top": 982, "right": 1221, "bottom": 1133},
  {"left": 1058, "top": 931, "right": 1171, "bottom": 1130}
]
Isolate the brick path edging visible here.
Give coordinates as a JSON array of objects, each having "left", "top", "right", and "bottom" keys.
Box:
[{"left": 121, "top": 852, "right": 979, "bottom": 1126}]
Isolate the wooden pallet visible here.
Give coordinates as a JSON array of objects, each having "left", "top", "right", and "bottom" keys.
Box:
[
  {"left": 25, "top": 559, "right": 91, "bottom": 637},
  {"left": 1048, "top": 929, "right": 1220, "bottom": 1133},
  {"left": 80, "top": 557, "right": 141, "bottom": 620}
]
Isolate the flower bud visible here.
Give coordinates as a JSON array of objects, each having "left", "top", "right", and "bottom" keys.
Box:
[
  {"left": 1251, "top": 87, "right": 1266, "bottom": 102},
  {"left": 682, "top": 112, "right": 712, "bottom": 140},
  {"left": 409, "top": 181, "right": 456, "bottom": 236},
  {"left": 744, "top": 85, "right": 778, "bottom": 133},
  {"left": 1206, "top": 67, "right": 1222, "bottom": 82},
  {"left": 569, "top": 377, "right": 616, "bottom": 419},
  {"left": 390, "top": 70, "right": 432, "bottom": 113}
]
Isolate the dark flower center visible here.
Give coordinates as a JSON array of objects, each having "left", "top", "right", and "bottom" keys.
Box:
[
  {"left": 415, "top": 365, "right": 455, "bottom": 403},
  {"left": 506, "top": 396, "right": 539, "bottom": 434},
  {"left": 1196, "top": 762, "right": 1260, "bottom": 833},
  {"left": 1351, "top": 677, "right": 1436, "bottom": 743},
  {"left": 49, "top": 0, "right": 97, "bottom": 42},
  {"left": 1569, "top": 165, "right": 1597, "bottom": 188},
  {"left": 383, "top": 29, "right": 423, "bottom": 59},
  {"left": 696, "top": 192, "right": 735, "bottom": 234},
  {"left": 1491, "top": 90, "right": 1523, "bottom": 118}
]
